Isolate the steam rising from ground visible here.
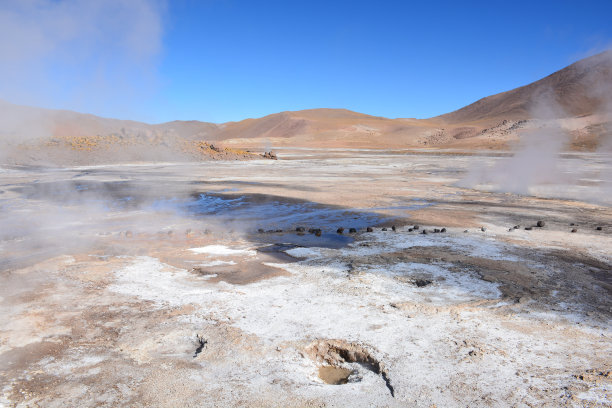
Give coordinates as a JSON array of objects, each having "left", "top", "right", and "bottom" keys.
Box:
[
  {"left": 0, "top": 0, "right": 165, "bottom": 128},
  {"left": 0, "top": 1, "right": 167, "bottom": 164},
  {"left": 459, "top": 92, "right": 571, "bottom": 194},
  {"left": 459, "top": 52, "right": 612, "bottom": 201}
]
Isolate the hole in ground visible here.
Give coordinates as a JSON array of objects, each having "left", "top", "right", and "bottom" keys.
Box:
[
  {"left": 318, "top": 366, "right": 352, "bottom": 385},
  {"left": 305, "top": 339, "right": 394, "bottom": 397}
]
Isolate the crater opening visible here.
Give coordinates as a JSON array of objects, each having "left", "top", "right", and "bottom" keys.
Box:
[
  {"left": 318, "top": 366, "right": 352, "bottom": 385},
  {"left": 305, "top": 339, "right": 394, "bottom": 397}
]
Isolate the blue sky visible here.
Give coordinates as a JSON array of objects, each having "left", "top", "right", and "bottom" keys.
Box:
[{"left": 1, "top": 0, "right": 611, "bottom": 123}]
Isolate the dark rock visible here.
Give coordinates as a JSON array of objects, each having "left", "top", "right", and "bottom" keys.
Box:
[
  {"left": 433, "top": 228, "right": 440, "bottom": 233},
  {"left": 413, "top": 225, "right": 419, "bottom": 230},
  {"left": 258, "top": 228, "right": 265, "bottom": 233},
  {"left": 267, "top": 230, "right": 275, "bottom": 233},
  {"left": 408, "top": 228, "right": 413, "bottom": 232},
  {"left": 525, "top": 227, "right": 532, "bottom": 231},
  {"left": 381, "top": 227, "right": 387, "bottom": 231},
  {"left": 366, "top": 227, "right": 373, "bottom": 232},
  {"left": 536, "top": 220, "right": 545, "bottom": 227},
  {"left": 481, "top": 227, "right": 486, "bottom": 232},
  {"left": 571, "top": 228, "right": 578, "bottom": 233},
  {"left": 414, "top": 279, "right": 432, "bottom": 287},
  {"left": 513, "top": 225, "right": 520, "bottom": 229},
  {"left": 440, "top": 228, "right": 446, "bottom": 233},
  {"left": 275, "top": 229, "right": 283, "bottom": 233},
  {"left": 308, "top": 228, "right": 315, "bottom": 233},
  {"left": 422, "top": 230, "right": 428, "bottom": 234},
  {"left": 337, "top": 227, "right": 344, "bottom": 234},
  {"left": 349, "top": 228, "right": 357, "bottom": 233},
  {"left": 570, "top": 223, "right": 575, "bottom": 226},
  {"left": 391, "top": 225, "right": 397, "bottom": 231},
  {"left": 315, "top": 229, "right": 322, "bottom": 237},
  {"left": 596, "top": 226, "right": 603, "bottom": 231},
  {"left": 262, "top": 151, "right": 277, "bottom": 160},
  {"left": 296, "top": 226, "right": 305, "bottom": 232}
]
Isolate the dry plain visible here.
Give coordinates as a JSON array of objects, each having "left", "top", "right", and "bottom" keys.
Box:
[{"left": 0, "top": 149, "right": 611, "bottom": 407}]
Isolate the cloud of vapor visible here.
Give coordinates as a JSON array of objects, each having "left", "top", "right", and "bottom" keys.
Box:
[
  {"left": 459, "top": 90, "right": 572, "bottom": 195},
  {"left": 0, "top": 170, "right": 226, "bottom": 272},
  {"left": 458, "top": 50, "right": 612, "bottom": 203},
  {"left": 0, "top": 0, "right": 165, "bottom": 119}
]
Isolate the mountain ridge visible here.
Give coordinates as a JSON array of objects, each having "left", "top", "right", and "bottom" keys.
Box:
[{"left": 1, "top": 51, "right": 611, "bottom": 164}]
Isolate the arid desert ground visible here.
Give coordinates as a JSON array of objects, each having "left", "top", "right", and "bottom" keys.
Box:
[{"left": 1, "top": 149, "right": 610, "bottom": 407}]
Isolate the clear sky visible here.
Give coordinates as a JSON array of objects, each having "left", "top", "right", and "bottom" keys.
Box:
[{"left": 1, "top": 0, "right": 611, "bottom": 123}]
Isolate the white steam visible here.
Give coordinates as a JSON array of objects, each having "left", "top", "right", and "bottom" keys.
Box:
[
  {"left": 458, "top": 51, "right": 612, "bottom": 202},
  {"left": 0, "top": 0, "right": 165, "bottom": 118}
]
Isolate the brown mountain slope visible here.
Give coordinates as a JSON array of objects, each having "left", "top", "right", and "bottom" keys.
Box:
[
  {"left": 433, "top": 50, "right": 612, "bottom": 125},
  {"left": 1, "top": 50, "right": 611, "bottom": 164},
  {"left": 215, "top": 108, "right": 440, "bottom": 149},
  {"left": 0, "top": 101, "right": 257, "bottom": 164}
]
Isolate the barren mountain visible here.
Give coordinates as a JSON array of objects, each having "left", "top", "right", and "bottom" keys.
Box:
[
  {"left": 1, "top": 51, "right": 611, "bottom": 164},
  {"left": 434, "top": 50, "right": 612, "bottom": 125}
]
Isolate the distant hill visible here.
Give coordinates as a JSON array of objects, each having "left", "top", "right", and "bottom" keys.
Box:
[
  {"left": 1, "top": 50, "right": 611, "bottom": 164},
  {"left": 433, "top": 50, "right": 612, "bottom": 125}
]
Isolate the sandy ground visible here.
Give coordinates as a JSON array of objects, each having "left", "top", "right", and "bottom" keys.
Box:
[{"left": 0, "top": 150, "right": 611, "bottom": 407}]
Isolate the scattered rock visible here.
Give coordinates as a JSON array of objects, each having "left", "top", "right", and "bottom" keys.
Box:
[
  {"left": 525, "top": 227, "right": 532, "bottom": 231},
  {"left": 440, "top": 228, "right": 446, "bottom": 233},
  {"left": 337, "top": 227, "right": 344, "bottom": 234},
  {"left": 481, "top": 227, "right": 486, "bottom": 232},
  {"left": 193, "top": 334, "right": 207, "bottom": 358},
  {"left": 408, "top": 228, "right": 413, "bottom": 232},
  {"left": 262, "top": 151, "right": 277, "bottom": 160},
  {"left": 571, "top": 228, "right": 578, "bottom": 233},
  {"left": 536, "top": 220, "right": 545, "bottom": 227},
  {"left": 349, "top": 228, "right": 357, "bottom": 233},
  {"left": 414, "top": 279, "right": 433, "bottom": 287},
  {"left": 575, "top": 369, "right": 612, "bottom": 382},
  {"left": 596, "top": 226, "right": 603, "bottom": 231},
  {"left": 381, "top": 227, "right": 387, "bottom": 231},
  {"left": 513, "top": 225, "right": 520, "bottom": 229},
  {"left": 413, "top": 225, "right": 419, "bottom": 230},
  {"left": 258, "top": 228, "right": 265, "bottom": 234},
  {"left": 296, "top": 226, "right": 305, "bottom": 232},
  {"left": 433, "top": 228, "right": 440, "bottom": 233},
  {"left": 422, "top": 230, "right": 428, "bottom": 235},
  {"left": 392, "top": 225, "right": 397, "bottom": 231},
  {"left": 315, "top": 230, "right": 322, "bottom": 237},
  {"left": 366, "top": 227, "right": 373, "bottom": 232}
]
